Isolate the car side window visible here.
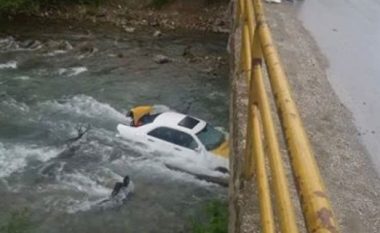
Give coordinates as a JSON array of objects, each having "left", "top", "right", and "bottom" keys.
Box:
[
  {"left": 148, "top": 127, "right": 171, "bottom": 141},
  {"left": 148, "top": 127, "right": 198, "bottom": 150}
]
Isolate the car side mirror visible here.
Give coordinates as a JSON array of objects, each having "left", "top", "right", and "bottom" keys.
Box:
[{"left": 195, "top": 147, "right": 202, "bottom": 153}]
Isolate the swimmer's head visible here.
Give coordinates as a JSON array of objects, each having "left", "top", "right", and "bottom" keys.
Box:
[{"left": 123, "top": 175, "right": 130, "bottom": 186}]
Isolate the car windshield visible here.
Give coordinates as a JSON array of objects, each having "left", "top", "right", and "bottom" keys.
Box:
[
  {"left": 140, "top": 113, "right": 160, "bottom": 125},
  {"left": 196, "top": 124, "right": 225, "bottom": 150}
]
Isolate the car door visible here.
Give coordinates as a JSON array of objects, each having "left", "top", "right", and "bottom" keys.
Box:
[{"left": 147, "top": 127, "right": 200, "bottom": 159}]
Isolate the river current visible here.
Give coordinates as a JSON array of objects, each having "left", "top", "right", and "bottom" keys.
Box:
[{"left": 0, "top": 19, "right": 229, "bottom": 233}]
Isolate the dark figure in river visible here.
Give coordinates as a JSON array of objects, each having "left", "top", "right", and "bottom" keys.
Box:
[
  {"left": 111, "top": 175, "right": 134, "bottom": 198},
  {"left": 97, "top": 175, "right": 134, "bottom": 207}
]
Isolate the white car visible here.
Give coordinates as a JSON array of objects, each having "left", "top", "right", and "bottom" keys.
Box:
[{"left": 117, "top": 110, "right": 229, "bottom": 174}]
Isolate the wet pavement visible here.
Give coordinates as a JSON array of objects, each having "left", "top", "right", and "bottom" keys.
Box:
[{"left": 296, "top": 0, "right": 380, "bottom": 172}]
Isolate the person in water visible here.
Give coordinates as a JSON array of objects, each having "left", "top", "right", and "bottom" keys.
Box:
[
  {"left": 127, "top": 106, "right": 153, "bottom": 127},
  {"left": 96, "top": 175, "right": 134, "bottom": 208},
  {"left": 110, "top": 175, "right": 134, "bottom": 198},
  {"left": 110, "top": 175, "right": 135, "bottom": 199},
  {"left": 126, "top": 105, "right": 171, "bottom": 127}
]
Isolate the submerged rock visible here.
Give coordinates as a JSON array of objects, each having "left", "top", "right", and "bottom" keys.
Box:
[
  {"left": 154, "top": 54, "right": 171, "bottom": 64},
  {"left": 153, "top": 30, "right": 162, "bottom": 37},
  {"left": 44, "top": 40, "right": 73, "bottom": 51},
  {"left": 19, "top": 40, "right": 42, "bottom": 50},
  {"left": 123, "top": 26, "right": 136, "bottom": 33},
  {"left": 0, "top": 36, "right": 18, "bottom": 51}
]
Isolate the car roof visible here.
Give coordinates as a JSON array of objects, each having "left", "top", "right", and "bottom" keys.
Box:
[{"left": 153, "top": 112, "right": 207, "bottom": 134}]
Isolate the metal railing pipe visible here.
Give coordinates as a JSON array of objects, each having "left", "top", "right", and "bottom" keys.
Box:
[
  {"left": 252, "top": 0, "right": 340, "bottom": 232},
  {"left": 251, "top": 53, "right": 300, "bottom": 233},
  {"left": 251, "top": 105, "right": 275, "bottom": 233}
]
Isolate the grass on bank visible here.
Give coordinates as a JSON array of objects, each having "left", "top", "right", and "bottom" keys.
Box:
[
  {"left": 151, "top": 0, "right": 172, "bottom": 8},
  {"left": 0, "top": 201, "right": 228, "bottom": 233},
  {"left": 0, "top": 208, "right": 32, "bottom": 233},
  {"left": 191, "top": 200, "right": 228, "bottom": 233}
]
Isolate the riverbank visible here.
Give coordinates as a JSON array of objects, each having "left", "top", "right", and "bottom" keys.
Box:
[
  {"left": 2, "top": 0, "right": 230, "bottom": 34},
  {"left": 1, "top": 0, "right": 230, "bottom": 79},
  {"left": 266, "top": 2, "right": 380, "bottom": 232}
]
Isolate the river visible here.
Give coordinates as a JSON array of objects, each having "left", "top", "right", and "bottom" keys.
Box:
[
  {"left": 0, "top": 18, "right": 229, "bottom": 232},
  {"left": 297, "top": 0, "right": 380, "bottom": 172}
]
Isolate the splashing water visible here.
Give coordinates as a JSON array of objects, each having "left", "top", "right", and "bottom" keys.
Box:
[
  {"left": 58, "top": 67, "right": 88, "bottom": 77},
  {"left": 0, "top": 61, "right": 17, "bottom": 69},
  {"left": 0, "top": 142, "right": 63, "bottom": 178},
  {"left": 37, "top": 95, "right": 127, "bottom": 122},
  {"left": 0, "top": 27, "right": 229, "bottom": 233}
]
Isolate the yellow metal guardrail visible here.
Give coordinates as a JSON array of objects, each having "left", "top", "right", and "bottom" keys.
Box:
[{"left": 238, "top": 0, "right": 340, "bottom": 232}]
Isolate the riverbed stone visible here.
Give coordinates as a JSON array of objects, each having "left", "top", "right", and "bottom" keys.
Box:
[{"left": 154, "top": 55, "right": 171, "bottom": 64}]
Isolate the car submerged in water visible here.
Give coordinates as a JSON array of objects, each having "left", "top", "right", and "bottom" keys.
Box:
[{"left": 117, "top": 106, "right": 229, "bottom": 175}]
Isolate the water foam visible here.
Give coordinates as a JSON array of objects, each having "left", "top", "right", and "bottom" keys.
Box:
[
  {"left": 14, "top": 76, "right": 30, "bottom": 81},
  {"left": 0, "top": 61, "right": 17, "bottom": 69},
  {"left": 45, "top": 50, "right": 67, "bottom": 57},
  {"left": 0, "top": 97, "right": 31, "bottom": 121},
  {"left": 38, "top": 95, "right": 126, "bottom": 122},
  {"left": 1, "top": 97, "right": 30, "bottom": 113},
  {"left": 115, "top": 131, "right": 229, "bottom": 178},
  {"left": 56, "top": 171, "right": 115, "bottom": 213},
  {"left": 113, "top": 148, "right": 227, "bottom": 187},
  {"left": 0, "top": 142, "right": 63, "bottom": 178},
  {"left": 0, "top": 37, "right": 13, "bottom": 44},
  {"left": 0, "top": 37, "right": 18, "bottom": 51},
  {"left": 58, "top": 67, "right": 88, "bottom": 77},
  {"left": 66, "top": 198, "right": 101, "bottom": 213},
  {"left": 58, "top": 172, "right": 111, "bottom": 196},
  {"left": 0, "top": 37, "right": 43, "bottom": 51}
]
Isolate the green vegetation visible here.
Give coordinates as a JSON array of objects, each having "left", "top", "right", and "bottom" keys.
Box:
[
  {"left": 0, "top": 208, "right": 32, "bottom": 233},
  {"left": 151, "top": 0, "right": 172, "bottom": 8},
  {"left": 0, "top": 0, "right": 102, "bottom": 13},
  {"left": 191, "top": 200, "right": 228, "bottom": 233}
]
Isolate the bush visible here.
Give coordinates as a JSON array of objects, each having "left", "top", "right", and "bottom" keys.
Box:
[
  {"left": 0, "top": 208, "right": 32, "bottom": 233},
  {"left": 0, "top": 0, "right": 30, "bottom": 11},
  {"left": 191, "top": 200, "right": 228, "bottom": 233},
  {"left": 151, "top": 0, "right": 172, "bottom": 8}
]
